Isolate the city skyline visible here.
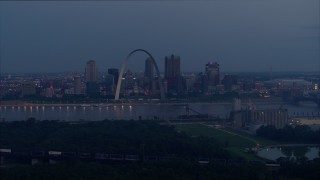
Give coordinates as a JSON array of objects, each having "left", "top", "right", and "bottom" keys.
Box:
[
  {"left": 0, "top": 1, "right": 319, "bottom": 73},
  {"left": 0, "top": 1, "right": 320, "bottom": 178}
]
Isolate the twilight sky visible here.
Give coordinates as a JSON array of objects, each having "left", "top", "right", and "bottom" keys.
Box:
[{"left": 0, "top": 0, "right": 319, "bottom": 73}]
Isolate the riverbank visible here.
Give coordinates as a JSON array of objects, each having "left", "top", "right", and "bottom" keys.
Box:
[{"left": 0, "top": 97, "right": 285, "bottom": 107}]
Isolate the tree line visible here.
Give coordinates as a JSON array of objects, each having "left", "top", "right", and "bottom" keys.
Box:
[
  {"left": 0, "top": 119, "right": 228, "bottom": 159},
  {"left": 256, "top": 125, "right": 320, "bottom": 143}
]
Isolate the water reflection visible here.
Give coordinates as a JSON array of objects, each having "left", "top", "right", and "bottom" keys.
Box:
[
  {"left": 0, "top": 103, "right": 319, "bottom": 121},
  {"left": 258, "top": 146, "right": 319, "bottom": 161}
]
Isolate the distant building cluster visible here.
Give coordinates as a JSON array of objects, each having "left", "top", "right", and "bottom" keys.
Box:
[{"left": 0, "top": 54, "right": 319, "bottom": 101}]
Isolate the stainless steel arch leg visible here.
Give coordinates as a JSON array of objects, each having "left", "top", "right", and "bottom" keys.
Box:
[{"left": 115, "top": 49, "right": 165, "bottom": 101}]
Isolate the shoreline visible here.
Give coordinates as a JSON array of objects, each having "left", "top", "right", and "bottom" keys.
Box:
[{"left": 0, "top": 98, "right": 286, "bottom": 107}]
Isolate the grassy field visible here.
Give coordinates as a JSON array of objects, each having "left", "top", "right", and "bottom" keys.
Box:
[
  {"left": 175, "top": 123, "right": 275, "bottom": 160},
  {"left": 223, "top": 127, "right": 280, "bottom": 147},
  {"left": 175, "top": 124, "right": 256, "bottom": 147}
]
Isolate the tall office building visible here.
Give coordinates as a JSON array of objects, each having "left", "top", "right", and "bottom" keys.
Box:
[
  {"left": 165, "top": 54, "right": 180, "bottom": 78},
  {"left": 74, "top": 76, "right": 82, "bottom": 94},
  {"left": 85, "top": 60, "right": 99, "bottom": 96},
  {"left": 85, "top": 60, "right": 98, "bottom": 82},
  {"left": 165, "top": 54, "right": 183, "bottom": 93},
  {"left": 144, "top": 58, "right": 154, "bottom": 78},
  {"left": 201, "top": 73, "right": 208, "bottom": 94},
  {"left": 105, "top": 74, "right": 114, "bottom": 92},
  {"left": 205, "top": 62, "right": 220, "bottom": 87},
  {"left": 143, "top": 58, "right": 154, "bottom": 92},
  {"left": 223, "top": 75, "right": 238, "bottom": 92},
  {"left": 108, "top": 68, "right": 119, "bottom": 85}
]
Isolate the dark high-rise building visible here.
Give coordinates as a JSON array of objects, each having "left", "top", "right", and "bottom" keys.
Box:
[
  {"left": 85, "top": 60, "right": 99, "bottom": 96},
  {"left": 223, "top": 75, "right": 238, "bottom": 92},
  {"left": 200, "top": 73, "right": 208, "bottom": 94},
  {"left": 85, "top": 60, "right": 98, "bottom": 83},
  {"left": 74, "top": 76, "right": 82, "bottom": 94},
  {"left": 105, "top": 74, "right": 114, "bottom": 92},
  {"left": 165, "top": 54, "right": 180, "bottom": 78},
  {"left": 108, "top": 68, "right": 119, "bottom": 85},
  {"left": 144, "top": 58, "right": 154, "bottom": 78},
  {"left": 143, "top": 58, "right": 155, "bottom": 92},
  {"left": 205, "top": 62, "right": 220, "bottom": 87},
  {"left": 165, "top": 54, "right": 182, "bottom": 93}
]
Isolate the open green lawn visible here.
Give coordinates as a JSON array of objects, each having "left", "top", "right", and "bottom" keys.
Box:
[
  {"left": 223, "top": 127, "right": 280, "bottom": 147},
  {"left": 175, "top": 124, "right": 256, "bottom": 148},
  {"left": 175, "top": 124, "right": 273, "bottom": 160}
]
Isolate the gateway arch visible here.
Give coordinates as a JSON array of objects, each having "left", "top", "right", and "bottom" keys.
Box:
[{"left": 115, "top": 49, "right": 165, "bottom": 101}]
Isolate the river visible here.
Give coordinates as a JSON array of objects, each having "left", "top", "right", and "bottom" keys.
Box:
[{"left": 0, "top": 102, "right": 319, "bottom": 121}]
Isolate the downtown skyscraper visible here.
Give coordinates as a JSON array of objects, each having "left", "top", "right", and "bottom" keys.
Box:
[
  {"left": 144, "top": 58, "right": 154, "bottom": 78},
  {"left": 85, "top": 60, "right": 98, "bottom": 83},
  {"left": 85, "top": 60, "right": 99, "bottom": 96},
  {"left": 164, "top": 55, "right": 183, "bottom": 93},
  {"left": 165, "top": 54, "right": 180, "bottom": 79},
  {"left": 205, "top": 62, "right": 220, "bottom": 86}
]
